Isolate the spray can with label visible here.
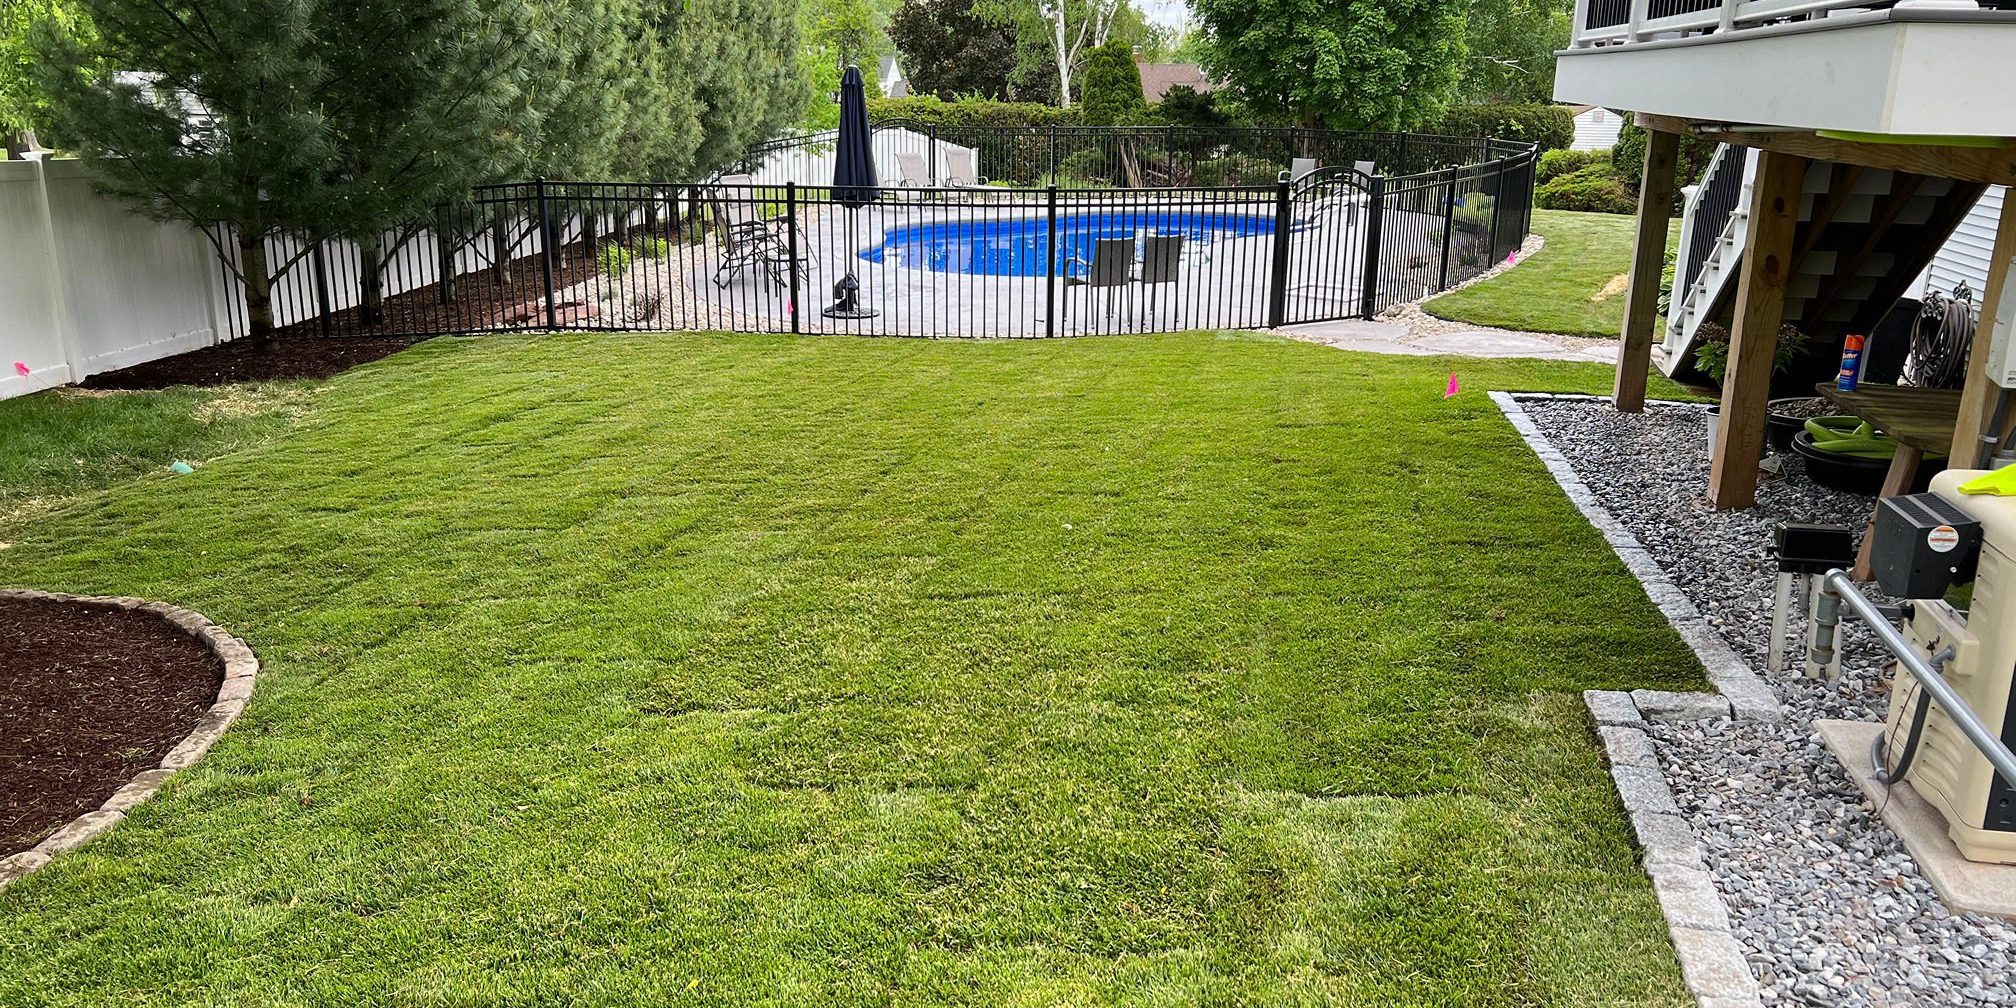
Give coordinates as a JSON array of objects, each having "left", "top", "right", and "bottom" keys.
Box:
[{"left": 1837, "top": 333, "right": 1866, "bottom": 392}]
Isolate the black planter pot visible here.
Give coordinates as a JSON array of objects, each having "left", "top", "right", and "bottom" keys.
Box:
[
  {"left": 1765, "top": 397, "right": 1824, "bottom": 453},
  {"left": 1789, "top": 431, "right": 1947, "bottom": 495}
]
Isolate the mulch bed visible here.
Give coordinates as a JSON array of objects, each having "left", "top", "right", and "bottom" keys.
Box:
[
  {"left": 81, "top": 335, "right": 425, "bottom": 390},
  {"left": 0, "top": 598, "right": 223, "bottom": 856},
  {"left": 75, "top": 230, "right": 653, "bottom": 391}
]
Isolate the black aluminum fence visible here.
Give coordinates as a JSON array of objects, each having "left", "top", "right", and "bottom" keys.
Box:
[{"left": 221, "top": 133, "right": 1535, "bottom": 341}]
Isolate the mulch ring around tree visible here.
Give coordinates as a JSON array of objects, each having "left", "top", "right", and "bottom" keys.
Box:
[
  {"left": 81, "top": 335, "right": 426, "bottom": 390},
  {"left": 0, "top": 597, "right": 223, "bottom": 856}
]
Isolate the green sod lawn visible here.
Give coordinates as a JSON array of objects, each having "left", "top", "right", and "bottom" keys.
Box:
[
  {"left": 0, "top": 332, "right": 1702, "bottom": 1006},
  {"left": 1424, "top": 210, "right": 1683, "bottom": 338}
]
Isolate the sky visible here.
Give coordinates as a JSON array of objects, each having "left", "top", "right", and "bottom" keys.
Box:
[{"left": 1139, "top": 0, "right": 1191, "bottom": 30}]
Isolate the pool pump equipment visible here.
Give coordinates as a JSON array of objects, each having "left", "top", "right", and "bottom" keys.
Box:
[{"left": 1806, "top": 471, "right": 2016, "bottom": 864}]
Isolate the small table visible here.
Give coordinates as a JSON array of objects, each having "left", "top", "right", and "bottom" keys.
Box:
[{"left": 1812, "top": 383, "right": 1963, "bottom": 579}]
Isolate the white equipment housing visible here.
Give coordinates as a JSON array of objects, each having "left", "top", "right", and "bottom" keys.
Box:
[{"left": 1886, "top": 469, "right": 2016, "bottom": 863}]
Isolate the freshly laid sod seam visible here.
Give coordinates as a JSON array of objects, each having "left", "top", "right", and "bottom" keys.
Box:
[
  {"left": 0, "top": 331, "right": 1701, "bottom": 1006},
  {"left": 1423, "top": 210, "right": 1684, "bottom": 338}
]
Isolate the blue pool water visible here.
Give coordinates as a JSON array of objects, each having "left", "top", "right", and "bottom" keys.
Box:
[{"left": 860, "top": 210, "right": 1275, "bottom": 277}]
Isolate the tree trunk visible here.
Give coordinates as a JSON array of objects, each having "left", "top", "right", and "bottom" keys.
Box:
[
  {"left": 359, "top": 231, "right": 386, "bottom": 326},
  {"left": 582, "top": 211, "right": 599, "bottom": 271},
  {"left": 240, "top": 232, "right": 276, "bottom": 344},
  {"left": 4, "top": 128, "right": 40, "bottom": 159},
  {"left": 492, "top": 203, "right": 514, "bottom": 285},
  {"left": 1051, "top": 10, "right": 1073, "bottom": 107}
]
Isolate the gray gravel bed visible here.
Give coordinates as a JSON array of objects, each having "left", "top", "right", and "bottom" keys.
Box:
[{"left": 1521, "top": 397, "right": 2016, "bottom": 1008}]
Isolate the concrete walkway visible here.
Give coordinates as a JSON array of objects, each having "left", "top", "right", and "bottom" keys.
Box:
[{"left": 1276, "top": 313, "right": 1621, "bottom": 364}]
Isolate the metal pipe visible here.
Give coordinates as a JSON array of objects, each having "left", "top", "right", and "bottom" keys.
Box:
[{"left": 1823, "top": 569, "right": 2016, "bottom": 789}]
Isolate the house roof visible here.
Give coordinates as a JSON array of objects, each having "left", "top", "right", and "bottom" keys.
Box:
[{"left": 1136, "top": 63, "right": 1217, "bottom": 103}]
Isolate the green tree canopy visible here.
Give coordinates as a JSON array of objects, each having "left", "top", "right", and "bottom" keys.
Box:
[
  {"left": 1193, "top": 0, "right": 1468, "bottom": 130},
  {"left": 1, "top": 0, "right": 93, "bottom": 154},
  {"left": 888, "top": 0, "right": 1017, "bottom": 100},
  {"left": 1455, "top": 0, "right": 1570, "bottom": 104}
]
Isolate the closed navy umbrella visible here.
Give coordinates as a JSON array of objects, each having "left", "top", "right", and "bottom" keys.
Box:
[{"left": 824, "top": 64, "right": 880, "bottom": 319}]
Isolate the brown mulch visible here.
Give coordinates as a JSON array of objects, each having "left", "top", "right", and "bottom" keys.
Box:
[
  {"left": 0, "top": 598, "right": 223, "bottom": 856},
  {"left": 75, "top": 231, "right": 655, "bottom": 391},
  {"left": 80, "top": 335, "right": 425, "bottom": 390}
]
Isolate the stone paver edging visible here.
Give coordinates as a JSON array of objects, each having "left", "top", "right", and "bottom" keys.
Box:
[
  {"left": 1491, "top": 391, "right": 1781, "bottom": 723},
  {"left": 1493, "top": 392, "right": 1778, "bottom": 1008},
  {"left": 0, "top": 588, "right": 259, "bottom": 892}
]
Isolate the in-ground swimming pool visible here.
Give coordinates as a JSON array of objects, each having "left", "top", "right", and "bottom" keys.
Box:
[{"left": 860, "top": 210, "right": 1276, "bottom": 277}]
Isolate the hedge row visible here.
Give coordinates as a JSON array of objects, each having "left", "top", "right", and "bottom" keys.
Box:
[
  {"left": 867, "top": 96, "right": 1082, "bottom": 131},
  {"left": 1424, "top": 104, "right": 1575, "bottom": 153}
]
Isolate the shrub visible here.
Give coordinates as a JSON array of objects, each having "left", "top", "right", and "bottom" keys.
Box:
[
  {"left": 1537, "top": 148, "right": 1606, "bottom": 184},
  {"left": 1612, "top": 118, "right": 1719, "bottom": 207},
  {"left": 631, "top": 235, "right": 671, "bottom": 259},
  {"left": 1535, "top": 162, "right": 1636, "bottom": 214},
  {"left": 596, "top": 243, "right": 634, "bottom": 278},
  {"left": 1425, "top": 104, "right": 1574, "bottom": 152},
  {"left": 866, "top": 95, "right": 1081, "bottom": 132},
  {"left": 1153, "top": 86, "right": 1231, "bottom": 130},
  {"left": 1692, "top": 321, "right": 1810, "bottom": 384},
  {"left": 1452, "top": 191, "right": 1495, "bottom": 232},
  {"left": 1190, "top": 152, "right": 1276, "bottom": 187}
]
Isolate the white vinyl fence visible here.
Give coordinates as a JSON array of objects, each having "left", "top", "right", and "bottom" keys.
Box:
[
  {"left": 1, "top": 156, "right": 235, "bottom": 399},
  {"left": 743, "top": 126, "right": 976, "bottom": 187}
]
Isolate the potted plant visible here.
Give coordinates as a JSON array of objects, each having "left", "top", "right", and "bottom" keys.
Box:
[{"left": 1692, "top": 322, "right": 1815, "bottom": 454}]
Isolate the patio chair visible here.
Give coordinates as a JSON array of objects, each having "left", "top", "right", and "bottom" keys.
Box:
[
  {"left": 941, "top": 149, "right": 989, "bottom": 196},
  {"left": 1067, "top": 237, "right": 1137, "bottom": 323},
  {"left": 708, "top": 176, "right": 793, "bottom": 289},
  {"left": 1136, "top": 234, "right": 1184, "bottom": 322},
  {"left": 895, "top": 151, "right": 931, "bottom": 189},
  {"left": 1284, "top": 157, "right": 1318, "bottom": 184}
]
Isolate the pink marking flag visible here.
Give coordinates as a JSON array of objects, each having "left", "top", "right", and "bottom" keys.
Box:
[
  {"left": 11, "top": 361, "right": 28, "bottom": 377},
  {"left": 1443, "top": 373, "right": 1460, "bottom": 398}
]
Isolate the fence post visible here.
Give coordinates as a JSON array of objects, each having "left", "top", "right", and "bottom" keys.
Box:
[
  {"left": 1166, "top": 125, "right": 1176, "bottom": 186},
  {"left": 1396, "top": 132, "right": 1409, "bottom": 174},
  {"left": 1437, "top": 168, "right": 1458, "bottom": 291},
  {"left": 1267, "top": 179, "right": 1293, "bottom": 328},
  {"left": 1488, "top": 157, "right": 1506, "bottom": 263},
  {"left": 435, "top": 205, "right": 453, "bottom": 305},
  {"left": 534, "top": 176, "right": 558, "bottom": 330},
  {"left": 928, "top": 126, "right": 939, "bottom": 185},
  {"left": 1357, "top": 174, "right": 1386, "bottom": 319},
  {"left": 1045, "top": 185, "right": 1059, "bottom": 338},
  {"left": 1048, "top": 124, "right": 1058, "bottom": 182},
  {"left": 786, "top": 182, "right": 801, "bottom": 334},
  {"left": 312, "top": 239, "right": 334, "bottom": 338}
]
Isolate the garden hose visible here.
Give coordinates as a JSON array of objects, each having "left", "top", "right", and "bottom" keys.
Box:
[{"left": 1804, "top": 417, "right": 1899, "bottom": 460}]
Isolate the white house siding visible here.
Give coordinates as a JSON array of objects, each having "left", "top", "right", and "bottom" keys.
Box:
[
  {"left": 1571, "top": 107, "right": 1623, "bottom": 151},
  {"left": 1910, "top": 185, "right": 2004, "bottom": 303}
]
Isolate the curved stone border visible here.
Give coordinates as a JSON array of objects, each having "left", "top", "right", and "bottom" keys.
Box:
[
  {"left": 1491, "top": 392, "right": 1774, "bottom": 1008},
  {"left": 0, "top": 588, "right": 259, "bottom": 892}
]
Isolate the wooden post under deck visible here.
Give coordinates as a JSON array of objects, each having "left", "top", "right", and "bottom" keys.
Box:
[
  {"left": 1615, "top": 129, "right": 1680, "bottom": 412},
  {"left": 1949, "top": 195, "right": 2016, "bottom": 467},
  {"left": 1709, "top": 149, "right": 1808, "bottom": 509}
]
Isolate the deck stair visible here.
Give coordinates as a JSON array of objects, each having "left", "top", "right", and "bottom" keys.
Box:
[{"left": 1659, "top": 144, "right": 1985, "bottom": 377}]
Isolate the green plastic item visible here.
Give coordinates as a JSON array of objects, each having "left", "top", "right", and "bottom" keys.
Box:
[
  {"left": 1959, "top": 467, "right": 2016, "bottom": 496},
  {"left": 1803, "top": 417, "right": 1898, "bottom": 460}
]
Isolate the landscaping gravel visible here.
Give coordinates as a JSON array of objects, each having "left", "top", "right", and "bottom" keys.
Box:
[{"left": 1521, "top": 397, "right": 2016, "bottom": 1008}]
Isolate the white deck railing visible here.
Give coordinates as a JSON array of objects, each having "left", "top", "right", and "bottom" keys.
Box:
[{"left": 1568, "top": 0, "right": 1955, "bottom": 47}]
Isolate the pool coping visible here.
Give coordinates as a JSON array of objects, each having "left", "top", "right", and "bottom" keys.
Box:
[{"left": 0, "top": 589, "right": 260, "bottom": 893}]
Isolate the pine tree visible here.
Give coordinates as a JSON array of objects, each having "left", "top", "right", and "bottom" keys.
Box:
[
  {"left": 1077, "top": 37, "right": 1143, "bottom": 126},
  {"left": 34, "top": 0, "right": 542, "bottom": 339}
]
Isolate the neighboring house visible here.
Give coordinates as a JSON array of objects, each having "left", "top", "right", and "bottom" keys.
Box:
[
  {"left": 1132, "top": 54, "right": 1216, "bottom": 103},
  {"left": 878, "top": 55, "right": 909, "bottom": 99},
  {"left": 1565, "top": 105, "right": 1623, "bottom": 151},
  {"left": 1555, "top": 0, "right": 2016, "bottom": 506}
]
